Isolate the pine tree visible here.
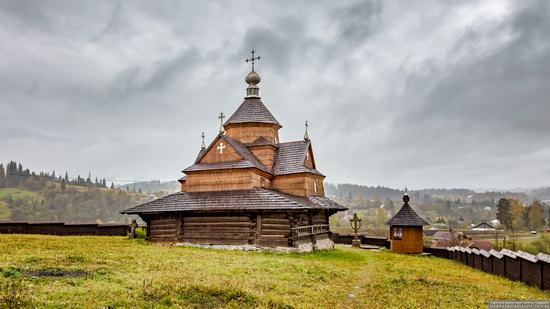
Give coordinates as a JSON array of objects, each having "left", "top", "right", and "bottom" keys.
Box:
[
  {"left": 496, "top": 198, "right": 513, "bottom": 230},
  {"left": 0, "top": 163, "right": 5, "bottom": 188},
  {"left": 110, "top": 182, "right": 115, "bottom": 189},
  {"left": 64, "top": 172, "right": 69, "bottom": 182}
]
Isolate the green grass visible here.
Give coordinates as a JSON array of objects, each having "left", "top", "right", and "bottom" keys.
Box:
[
  {"left": 0, "top": 202, "right": 10, "bottom": 221},
  {"left": 0, "top": 188, "right": 39, "bottom": 200},
  {"left": 0, "top": 235, "right": 548, "bottom": 308}
]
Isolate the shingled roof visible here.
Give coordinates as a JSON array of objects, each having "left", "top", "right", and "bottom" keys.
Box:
[
  {"left": 121, "top": 188, "right": 347, "bottom": 214},
  {"left": 244, "top": 136, "right": 278, "bottom": 147},
  {"left": 225, "top": 98, "right": 281, "bottom": 127},
  {"left": 186, "top": 134, "right": 272, "bottom": 174},
  {"left": 273, "top": 140, "right": 324, "bottom": 176},
  {"left": 386, "top": 202, "right": 429, "bottom": 226}
]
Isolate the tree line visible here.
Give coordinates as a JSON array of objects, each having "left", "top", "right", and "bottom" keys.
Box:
[
  {"left": 496, "top": 198, "right": 546, "bottom": 232},
  {"left": 0, "top": 161, "right": 146, "bottom": 223},
  {"left": 0, "top": 161, "right": 113, "bottom": 190}
]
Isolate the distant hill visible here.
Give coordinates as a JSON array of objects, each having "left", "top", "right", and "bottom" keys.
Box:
[
  {"left": 0, "top": 160, "right": 148, "bottom": 223},
  {"left": 117, "top": 180, "right": 180, "bottom": 194}
]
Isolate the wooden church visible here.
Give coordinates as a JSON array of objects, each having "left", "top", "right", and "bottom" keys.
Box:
[{"left": 122, "top": 50, "right": 346, "bottom": 250}]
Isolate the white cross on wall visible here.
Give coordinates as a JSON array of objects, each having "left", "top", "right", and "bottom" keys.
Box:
[{"left": 217, "top": 142, "right": 225, "bottom": 154}]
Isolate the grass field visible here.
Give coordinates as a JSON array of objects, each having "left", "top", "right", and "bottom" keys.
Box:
[
  {"left": 0, "top": 235, "right": 548, "bottom": 308},
  {"left": 0, "top": 188, "right": 38, "bottom": 221},
  {"left": 0, "top": 188, "right": 39, "bottom": 200}
]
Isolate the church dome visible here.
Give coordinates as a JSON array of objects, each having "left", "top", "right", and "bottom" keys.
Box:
[{"left": 245, "top": 70, "right": 261, "bottom": 85}]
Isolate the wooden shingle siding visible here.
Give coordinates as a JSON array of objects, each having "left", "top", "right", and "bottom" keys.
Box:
[{"left": 226, "top": 123, "right": 280, "bottom": 144}]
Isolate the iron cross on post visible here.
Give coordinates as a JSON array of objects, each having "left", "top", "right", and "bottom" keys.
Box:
[
  {"left": 245, "top": 49, "right": 261, "bottom": 70},
  {"left": 350, "top": 213, "right": 362, "bottom": 248}
]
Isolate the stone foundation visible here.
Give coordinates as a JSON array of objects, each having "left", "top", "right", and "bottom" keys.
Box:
[{"left": 176, "top": 239, "right": 335, "bottom": 253}]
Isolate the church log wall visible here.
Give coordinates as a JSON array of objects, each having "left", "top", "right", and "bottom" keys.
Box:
[
  {"left": 225, "top": 123, "right": 280, "bottom": 144},
  {"left": 248, "top": 145, "right": 277, "bottom": 170},
  {"left": 148, "top": 214, "right": 179, "bottom": 242},
  {"left": 182, "top": 214, "right": 254, "bottom": 245},
  {"left": 183, "top": 169, "right": 271, "bottom": 192},
  {"left": 271, "top": 173, "right": 325, "bottom": 197},
  {"left": 257, "top": 213, "right": 292, "bottom": 247}
]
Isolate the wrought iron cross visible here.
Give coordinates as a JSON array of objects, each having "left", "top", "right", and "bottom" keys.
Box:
[
  {"left": 350, "top": 213, "right": 362, "bottom": 247},
  {"left": 245, "top": 49, "right": 261, "bottom": 70},
  {"left": 218, "top": 112, "right": 226, "bottom": 134},
  {"left": 200, "top": 132, "right": 206, "bottom": 150}
]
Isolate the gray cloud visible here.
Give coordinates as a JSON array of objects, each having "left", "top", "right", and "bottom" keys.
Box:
[{"left": 0, "top": 0, "right": 549, "bottom": 189}]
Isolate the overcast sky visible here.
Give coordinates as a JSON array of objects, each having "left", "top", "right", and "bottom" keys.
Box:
[{"left": 1, "top": 0, "right": 549, "bottom": 190}]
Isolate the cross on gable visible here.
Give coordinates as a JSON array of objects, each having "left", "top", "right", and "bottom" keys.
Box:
[
  {"left": 217, "top": 142, "right": 225, "bottom": 154},
  {"left": 245, "top": 49, "right": 261, "bottom": 70}
]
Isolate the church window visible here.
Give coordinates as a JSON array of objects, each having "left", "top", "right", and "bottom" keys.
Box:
[
  {"left": 394, "top": 227, "right": 402, "bottom": 240},
  {"left": 260, "top": 178, "right": 266, "bottom": 188},
  {"left": 313, "top": 180, "right": 318, "bottom": 194}
]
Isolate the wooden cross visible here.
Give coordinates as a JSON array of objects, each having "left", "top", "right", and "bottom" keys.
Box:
[
  {"left": 217, "top": 142, "right": 225, "bottom": 154},
  {"left": 218, "top": 112, "right": 225, "bottom": 124},
  {"left": 245, "top": 49, "right": 261, "bottom": 70}
]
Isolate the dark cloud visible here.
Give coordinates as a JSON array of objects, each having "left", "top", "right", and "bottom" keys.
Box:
[{"left": 0, "top": 0, "right": 548, "bottom": 189}]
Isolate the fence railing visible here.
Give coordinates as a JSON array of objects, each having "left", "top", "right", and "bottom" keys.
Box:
[
  {"left": 0, "top": 222, "right": 130, "bottom": 236},
  {"left": 292, "top": 224, "right": 330, "bottom": 237}
]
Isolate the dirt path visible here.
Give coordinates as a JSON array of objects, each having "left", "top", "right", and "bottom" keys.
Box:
[{"left": 345, "top": 256, "right": 376, "bottom": 308}]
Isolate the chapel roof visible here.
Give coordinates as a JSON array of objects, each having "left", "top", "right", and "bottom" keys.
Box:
[
  {"left": 224, "top": 98, "right": 281, "bottom": 127},
  {"left": 386, "top": 194, "right": 429, "bottom": 226},
  {"left": 121, "top": 188, "right": 347, "bottom": 214},
  {"left": 272, "top": 140, "right": 324, "bottom": 176}
]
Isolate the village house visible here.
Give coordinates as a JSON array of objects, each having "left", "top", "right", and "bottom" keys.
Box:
[
  {"left": 471, "top": 221, "right": 497, "bottom": 231},
  {"left": 121, "top": 50, "right": 347, "bottom": 250}
]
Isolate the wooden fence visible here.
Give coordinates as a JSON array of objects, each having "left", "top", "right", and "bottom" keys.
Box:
[
  {"left": 332, "top": 233, "right": 390, "bottom": 248},
  {"left": 434, "top": 246, "right": 550, "bottom": 291},
  {"left": 0, "top": 222, "right": 129, "bottom": 236}
]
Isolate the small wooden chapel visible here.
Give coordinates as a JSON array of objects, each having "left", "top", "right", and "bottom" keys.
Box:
[
  {"left": 122, "top": 50, "right": 346, "bottom": 250},
  {"left": 386, "top": 193, "right": 429, "bottom": 254}
]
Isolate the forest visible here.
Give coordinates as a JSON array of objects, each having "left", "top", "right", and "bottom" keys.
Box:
[{"left": 0, "top": 161, "right": 147, "bottom": 223}]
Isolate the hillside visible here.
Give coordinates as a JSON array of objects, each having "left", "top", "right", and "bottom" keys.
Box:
[
  {"left": 0, "top": 235, "right": 547, "bottom": 308},
  {"left": 117, "top": 180, "right": 180, "bottom": 195},
  {"left": 0, "top": 185, "right": 147, "bottom": 223}
]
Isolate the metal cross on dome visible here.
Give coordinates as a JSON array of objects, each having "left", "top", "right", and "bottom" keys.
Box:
[
  {"left": 217, "top": 142, "right": 225, "bottom": 154},
  {"left": 245, "top": 49, "right": 261, "bottom": 71}
]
